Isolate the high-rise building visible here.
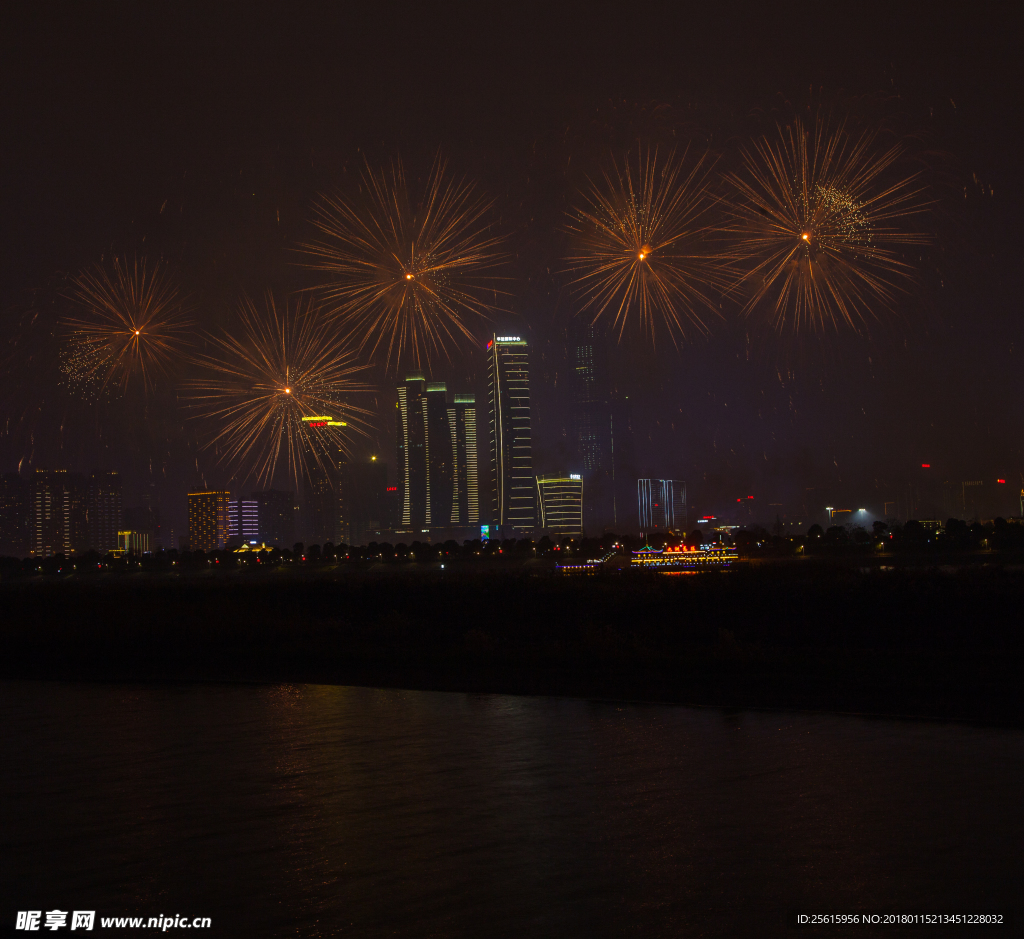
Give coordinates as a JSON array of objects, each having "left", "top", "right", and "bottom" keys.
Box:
[
  {"left": 396, "top": 375, "right": 478, "bottom": 537},
  {"left": 638, "top": 479, "right": 687, "bottom": 533},
  {"left": 86, "top": 471, "right": 122, "bottom": 554},
  {"left": 487, "top": 334, "right": 535, "bottom": 533},
  {"left": 449, "top": 393, "right": 479, "bottom": 528},
  {"left": 396, "top": 374, "right": 429, "bottom": 534},
  {"left": 187, "top": 491, "right": 230, "bottom": 551},
  {"left": 536, "top": 474, "right": 584, "bottom": 536},
  {"left": 32, "top": 469, "right": 71, "bottom": 558},
  {"left": 228, "top": 499, "right": 259, "bottom": 544},
  {"left": 571, "top": 324, "right": 612, "bottom": 474},
  {"left": 339, "top": 458, "right": 388, "bottom": 546},
  {"left": 0, "top": 473, "right": 30, "bottom": 558},
  {"left": 300, "top": 414, "right": 347, "bottom": 545},
  {"left": 251, "top": 489, "right": 296, "bottom": 547}
]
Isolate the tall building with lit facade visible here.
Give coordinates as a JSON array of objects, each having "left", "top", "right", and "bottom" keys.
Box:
[
  {"left": 32, "top": 469, "right": 73, "bottom": 558},
  {"left": 396, "top": 374, "right": 429, "bottom": 534},
  {"left": 449, "top": 394, "right": 479, "bottom": 528},
  {"left": 188, "top": 491, "right": 230, "bottom": 551},
  {"left": 228, "top": 499, "right": 259, "bottom": 544},
  {"left": 536, "top": 474, "right": 583, "bottom": 536},
  {"left": 396, "top": 375, "right": 478, "bottom": 537},
  {"left": 638, "top": 479, "right": 686, "bottom": 533},
  {"left": 86, "top": 471, "right": 122, "bottom": 554},
  {"left": 487, "top": 334, "right": 535, "bottom": 533},
  {"left": 251, "top": 489, "right": 296, "bottom": 547}
]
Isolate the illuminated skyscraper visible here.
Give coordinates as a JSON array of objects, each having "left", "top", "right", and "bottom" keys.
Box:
[
  {"left": 396, "top": 374, "right": 429, "bottom": 534},
  {"left": 449, "top": 394, "right": 479, "bottom": 528},
  {"left": 487, "top": 334, "right": 535, "bottom": 533},
  {"left": 32, "top": 469, "right": 72, "bottom": 558},
  {"left": 638, "top": 479, "right": 687, "bottom": 533},
  {"left": 396, "top": 375, "right": 478, "bottom": 536},
  {"left": 536, "top": 474, "right": 583, "bottom": 536},
  {"left": 187, "top": 490, "right": 230, "bottom": 551},
  {"left": 228, "top": 499, "right": 259, "bottom": 544}
]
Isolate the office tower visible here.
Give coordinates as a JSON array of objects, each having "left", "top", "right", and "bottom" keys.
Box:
[
  {"left": 424, "top": 382, "right": 454, "bottom": 529},
  {"left": 32, "top": 469, "right": 71, "bottom": 557},
  {"left": 395, "top": 375, "right": 478, "bottom": 537},
  {"left": 251, "top": 489, "right": 296, "bottom": 547},
  {"left": 571, "top": 324, "right": 612, "bottom": 474},
  {"left": 67, "top": 473, "right": 89, "bottom": 554},
  {"left": 187, "top": 491, "right": 230, "bottom": 551},
  {"left": 638, "top": 479, "right": 687, "bottom": 533},
  {"left": 396, "top": 374, "right": 429, "bottom": 534},
  {"left": 86, "top": 471, "right": 122, "bottom": 554},
  {"left": 487, "top": 334, "right": 535, "bottom": 533},
  {"left": 228, "top": 499, "right": 259, "bottom": 544},
  {"left": 536, "top": 474, "right": 584, "bottom": 536},
  {"left": 638, "top": 479, "right": 683, "bottom": 531},
  {"left": 300, "top": 414, "right": 347, "bottom": 544},
  {"left": 449, "top": 394, "right": 479, "bottom": 528},
  {"left": 340, "top": 458, "right": 388, "bottom": 547},
  {"left": 0, "top": 473, "right": 30, "bottom": 558}
]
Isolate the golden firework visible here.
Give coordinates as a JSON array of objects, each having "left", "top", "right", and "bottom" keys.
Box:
[
  {"left": 185, "top": 294, "right": 373, "bottom": 486},
  {"left": 300, "top": 155, "right": 506, "bottom": 372},
  {"left": 61, "top": 256, "right": 192, "bottom": 393},
  {"left": 565, "top": 145, "right": 728, "bottom": 347},
  {"left": 724, "top": 117, "right": 930, "bottom": 332}
]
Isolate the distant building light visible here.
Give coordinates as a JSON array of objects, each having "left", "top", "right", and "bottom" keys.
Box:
[
  {"left": 921, "top": 463, "right": 930, "bottom": 468},
  {"left": 997, "top": 479, "right": 1006, "bottom": 484},
  {"left": 570, "top": 474, "right": 581, "bottom": 480}
]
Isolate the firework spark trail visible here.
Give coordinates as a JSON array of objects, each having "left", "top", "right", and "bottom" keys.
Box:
[
  {"left": 184, "top": 294, "right": 373, "bottom": 487},
  {"left": 564, "top": 145, "right": 730, "bottom": 348},
  {"left": 723, "top": 117, "right": 931, "bottom": 333},
  {"left": 300, "top": 155, "right": 506, "bottom": 372},
  {"left": 61, "top": 256, "right": 193, "bottom": 393}
]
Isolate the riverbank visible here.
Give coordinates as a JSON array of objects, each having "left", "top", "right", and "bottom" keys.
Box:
[{"left": 3, "top": 563, "right": 1022, "bottom": 725}]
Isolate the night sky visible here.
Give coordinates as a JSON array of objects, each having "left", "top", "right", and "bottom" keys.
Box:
[{"left": 2, "top": 2, "right": 1021, "bottom": 534}]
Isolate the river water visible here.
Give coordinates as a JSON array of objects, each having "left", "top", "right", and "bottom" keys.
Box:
[{"left": 2, "top": 680, "right": 1021, "bottom": 937}]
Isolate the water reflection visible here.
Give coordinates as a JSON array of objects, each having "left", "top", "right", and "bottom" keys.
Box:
[{"left": 2, "top": 681, "right": 1021, "bottom": 937}]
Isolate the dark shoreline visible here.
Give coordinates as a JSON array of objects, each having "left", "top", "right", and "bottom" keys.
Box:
[{"left": 4, "top": 563, "right": 1023, "bottom": 727}]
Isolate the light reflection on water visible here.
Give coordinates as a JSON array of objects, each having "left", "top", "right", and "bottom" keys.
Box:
[{"left": 2, "top": 680, "right": 1022, "bottom": 937}]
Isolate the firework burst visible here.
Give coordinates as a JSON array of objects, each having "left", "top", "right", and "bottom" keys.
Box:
[
  {"left": 564, "top": 145, "right": 728, "bottom": 347},
  {"left": 723, "top": 117, "right": 931, "bottom": 332},
  {"left": 300, "top": 155, "right": 506, "bottom": 372},
  {"left": 185, "top": 295, "right": 373, "bottom": 486},
  {"left": 61, "top": 256, "right": 193, "bottom": 393}
]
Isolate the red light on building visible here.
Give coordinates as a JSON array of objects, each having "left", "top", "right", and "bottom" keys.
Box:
[
  {"left": 747, "top": 495, "right": 754, "bottom": 499},
  {"left": 921, "top": 464, "right": 930, "bottom": 468},
  {"left": 386, "top": 486, "right": 397, "bottom": 492},
  {"left": 997, "top": 479, "right": 1006, "bottom": 484}
]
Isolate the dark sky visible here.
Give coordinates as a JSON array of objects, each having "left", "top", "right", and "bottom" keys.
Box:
[{"left": 2, "top": 1, "right": 1022, "bottom": 531}]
